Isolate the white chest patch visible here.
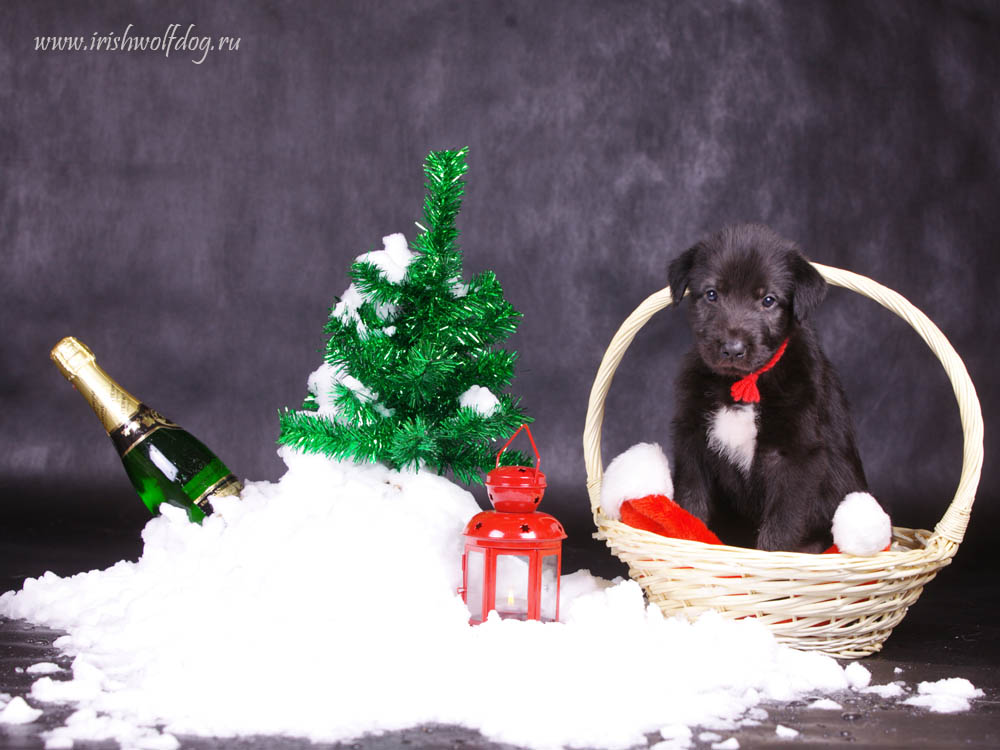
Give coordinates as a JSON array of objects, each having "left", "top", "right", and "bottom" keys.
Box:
[{"left": 707, "top": 404, "right": 757, "bottom": 475}]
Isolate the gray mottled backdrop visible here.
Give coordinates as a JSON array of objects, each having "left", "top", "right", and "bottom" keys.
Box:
[{"left": 2, "top": 1, "right": 997, "bottom": 560}]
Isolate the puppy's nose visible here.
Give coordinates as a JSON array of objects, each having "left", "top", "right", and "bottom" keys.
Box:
[{"left": 720, "top": 339, "right": 747, "bottom": 360}]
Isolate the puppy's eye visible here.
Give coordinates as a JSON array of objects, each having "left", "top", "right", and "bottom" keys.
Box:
[
  {"left": 762, "top": 295, "right": 777, "bottom": 308},
  {"left": 704, "top": 289, "right": 718, "bottom": 302}
]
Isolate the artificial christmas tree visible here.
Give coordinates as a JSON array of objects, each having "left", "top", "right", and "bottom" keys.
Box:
[{"left": 278, "top": 148, "right": 531, "bottom": 483}]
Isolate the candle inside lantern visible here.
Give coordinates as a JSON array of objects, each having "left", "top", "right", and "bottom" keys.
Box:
[{"left": 495, "top": 553, "right": 530, "bottom": 619}]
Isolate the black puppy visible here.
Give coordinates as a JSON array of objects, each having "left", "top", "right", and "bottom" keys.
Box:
[{"left": 667, "top": 224, "right": 867, "bottom": 552}]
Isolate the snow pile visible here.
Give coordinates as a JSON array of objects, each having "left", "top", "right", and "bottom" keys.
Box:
[
  {"left": 0, "top": 695, "right": 43, "bottom": 725},
  {"left": 774, "top": 724, "right": 799, "bottom": 739},
  {"left": 0, "top": 449, "right": 984, "bottom": 749},
  {"left": 903, "top": 678, "right": 985, "bottom": 713},
  {"left": 654, "top": 724, "right": 692, "bottom": 749},
  {"left": 843, "top": 661, "right": 872, "bottom": 690},
  {"left": 26, "top": 662, "right": 63, "bottom": 675}
]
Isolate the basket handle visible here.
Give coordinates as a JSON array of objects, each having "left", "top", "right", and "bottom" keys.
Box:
[{"left": 583, "top": 263, "right": 984, "bottom": 551}]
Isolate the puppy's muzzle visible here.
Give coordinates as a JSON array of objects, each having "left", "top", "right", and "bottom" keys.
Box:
[{"left": 719, "top": 337, "right": 747, "bottom": 360}]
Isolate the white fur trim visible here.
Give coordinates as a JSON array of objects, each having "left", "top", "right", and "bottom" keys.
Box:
[
  {"left": 832, "top": 492, "right": 892, "bottom": 556},
  {"left": 600, "top": 443, "right": 673, "bottom": 520},
  {"left": 707, "top": 405, "right": 757, "bottom": 475}
]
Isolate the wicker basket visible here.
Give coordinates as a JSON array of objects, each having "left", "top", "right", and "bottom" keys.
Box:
[{"left": 583, "top": 263, "right": 984, "bottom": 658}]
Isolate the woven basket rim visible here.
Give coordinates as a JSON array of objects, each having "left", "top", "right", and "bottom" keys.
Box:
[{"left": 583, "top": 262, "right": 984, "bottom": 559}]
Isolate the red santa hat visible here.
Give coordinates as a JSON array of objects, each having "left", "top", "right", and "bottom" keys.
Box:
[
  {"left": 601, "top": 443, "right": 719, "bottom": 544},
  {"left": 603, "top": 444, "right": 890, "bottom": 554}
]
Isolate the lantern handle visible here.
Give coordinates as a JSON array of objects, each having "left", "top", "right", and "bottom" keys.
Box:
[{"left": 495, "top": 423, "right": 541, "bottom": 474}]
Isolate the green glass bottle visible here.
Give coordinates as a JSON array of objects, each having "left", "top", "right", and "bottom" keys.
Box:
[{"left": 51, "top": 336, "right": 242, "bottom": 523}]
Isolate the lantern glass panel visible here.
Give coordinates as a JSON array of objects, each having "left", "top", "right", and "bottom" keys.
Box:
[
  {"left": 465, "top": 548, "right": 485, "bottom": 622},
  {"left": 540, "top": 554, "right": 559, "bottom": 622},
  {"left": 494, "top": 553, "right": 530, "bottom": 620}
]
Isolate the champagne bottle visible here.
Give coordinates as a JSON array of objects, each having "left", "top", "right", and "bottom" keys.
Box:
[{"left": 51, "top": 336, "right": 242, "bottom": 523}]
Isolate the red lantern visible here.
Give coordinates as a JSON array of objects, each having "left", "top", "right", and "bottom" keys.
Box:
[{"left": 460, "top": 424, "right": 567, "bottom": 623}]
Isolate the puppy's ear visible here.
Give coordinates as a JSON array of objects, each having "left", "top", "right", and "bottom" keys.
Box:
[
  {"left": 789, "top": 252, "right": 827, "bottom": 322},
  {"left": 668, "top": 245, "right": 700, "bottom": 306}
]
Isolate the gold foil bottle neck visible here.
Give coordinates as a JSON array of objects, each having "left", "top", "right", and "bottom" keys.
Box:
[
  {"left": 51, "top": 337, "right": 97, "bottom": 380},
  {"left": 51, "top": 337, "right": 142, "bottom": 435}
]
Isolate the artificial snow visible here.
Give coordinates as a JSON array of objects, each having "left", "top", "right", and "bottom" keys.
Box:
[
  {"left": 844, "top": 661, "right": 872, "bottom": 690},
  {"left": 305, "top": 360, "right": 392, "bottom": 422},
  {"left": 774, "top": 724, "right": 799, "bottom": 739},
  {"left": 458, "top": 385, "right": 500, "bottom": 416},
  {"left": 0, "top": 695, "right": 43, "bottom": 724},
  {"left": 359, "top": 232, "right": 414, "bottom": 284},
  {"left": 26, "top": 662, "right": 63, "bottom": 675},
  {"left": 656, "top": 723, "right": 693, "bottom": 749},
  {"left": 331, "top": 233, "right": 413, "bottom": 331},
  {"left": 861, "top": 682, "right": 906, "bottom": 699},
  {"left": 808, "top": 698, "right": 843, "bottom": 710},
  {"left": 306, "top": 362, "right": 343, "bottom": 415},
  {"left": 903, "top": 678, "right": 985, "bottom": 713},
  {"left": 0, "top": 448, "right": 984, "bottom": 749},
  {"left": 331, "top": 283, "right": 367, "bottom": 328}
]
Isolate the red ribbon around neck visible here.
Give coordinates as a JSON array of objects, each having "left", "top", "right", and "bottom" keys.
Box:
[{"left": 730, "top": 338, "right": 789, "bottom": 404}]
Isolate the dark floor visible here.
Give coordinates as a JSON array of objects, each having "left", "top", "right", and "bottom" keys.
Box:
[{"left": 2, "top": 484, "right": 999, "bottom": 749}]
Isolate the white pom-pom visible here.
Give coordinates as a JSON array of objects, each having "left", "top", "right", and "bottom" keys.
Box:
[
  {"left": 600, "top": 443, "right": 673, "bottom": 520},
  {"left": 832, "top": 492, "right": 891, "bottom": 556}
]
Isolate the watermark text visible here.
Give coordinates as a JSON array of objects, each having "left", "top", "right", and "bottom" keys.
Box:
[{"left": 35, "top": 24, "right": 240, "bottom": 65}]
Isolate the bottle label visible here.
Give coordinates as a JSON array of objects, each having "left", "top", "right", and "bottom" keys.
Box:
[
  {"left": 111, "top": 405, "right": 180, "bottom": 457},
  {"left": 194, "top": 474, "right": 242, "bottom": 510}
]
